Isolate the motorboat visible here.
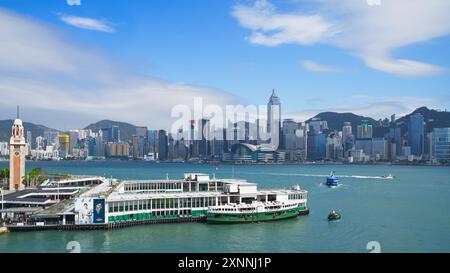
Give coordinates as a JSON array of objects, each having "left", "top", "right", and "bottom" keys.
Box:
[
  {"left": 326, "top": 171, "right": 339, "bottom": 187},
  {"left": 328, "top": 210, "right": 341, "bottom": 221},
  {"left": 383, "top": 174, "right": 395, "bottom": 180}
]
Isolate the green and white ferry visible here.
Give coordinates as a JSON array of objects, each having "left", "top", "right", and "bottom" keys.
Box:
[{"left": 206, "top": 199, "right": 308, "bottom": 224}]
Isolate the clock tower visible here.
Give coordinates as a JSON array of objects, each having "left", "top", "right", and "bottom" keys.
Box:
[{"left": 9, "top": 106, "right": 26, "bottom": 191}]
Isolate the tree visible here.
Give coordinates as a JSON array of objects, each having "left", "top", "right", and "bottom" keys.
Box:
[
  {"left": 0, "top": 168, "right": 9, "bottom": 189},
  {"left": 24, "top": 168, "right": 45, "bottom": 187},
  {"left": 0, "top": 168, "right": 9, "bottom": 179}
]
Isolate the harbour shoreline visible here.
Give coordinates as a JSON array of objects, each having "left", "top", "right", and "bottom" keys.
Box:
[{"left": 1, "top": 159, "right": 448, "bottom": 167}]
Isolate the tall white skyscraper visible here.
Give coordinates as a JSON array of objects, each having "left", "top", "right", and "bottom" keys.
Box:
[{"left": 267, "top": 89, "right": 281, "bottom": 148}]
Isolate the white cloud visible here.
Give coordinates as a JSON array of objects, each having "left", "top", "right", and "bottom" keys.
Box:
[
  {"left": 0, "top": 9, "right": 240, "bottom": 130},
  {"left": 59, "top": 14, "right": 115, "bottom": 33},
  {"left": 232, "top": 0, "right": 450, "bottom": 76},
  {"left": 232, "top": 0, "right": 337, "bottom": 46},
  {"left": 302, "top": 60, "right": 344, "bottom": 73}
]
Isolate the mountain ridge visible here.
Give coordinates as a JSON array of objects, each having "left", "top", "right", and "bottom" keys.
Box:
[
  {"left": 0, "top": 120, "right": 59, "bottom": 143},
  {"left": 1, "top": 107, "right": 449, "bottom": 142},
  {"left": 84, "top": 119, "right": 139, "bottom": 142}
]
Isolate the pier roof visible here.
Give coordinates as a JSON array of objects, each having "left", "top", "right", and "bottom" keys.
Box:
[
  {"left": 0, "top": 207, "right": 42, "bottom": 214},
  {"left": 257, "top": 189, "right": 308, "bottom": 195},
  {"left": 2, "top": 188, "right": 79, "bottom": 205},
  {"left": 80, "top": 180, "right": 113, "bottom": 198},
  {"left": 107, "top": 191, "right": 223, "bottom": 202}
]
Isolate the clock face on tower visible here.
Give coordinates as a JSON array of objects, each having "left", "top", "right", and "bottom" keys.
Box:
[{"left": 15, "top": 151, "right": 20, "bottom": 156}]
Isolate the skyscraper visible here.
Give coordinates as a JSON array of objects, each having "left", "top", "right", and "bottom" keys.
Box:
[
  {"left": 132, "top": 135, "right": 139, "bottom": 159},
  {"left": 430, "top": 128, "right": 450, "bottom": 163},
  {"left": 355, "top": 120, "right": 373, "bottom": 160},
  {"left": 306, "top": 118, "right": 327, "bottom": 161},
  {"left": 372, "top": 138, "right": 388, "bottom": 161},
  {"left": 100, "top": 127, "right": 112, "bottom": 143},
  {"left": 158, "top": 130, "right": 168, "bottom": 160},
  {"left": 68, "top": 130, "right": 79, "bottom": 154},
  {"left": 86, "top": 136, "right": 96, "bottom": 157},
  {"left": 408, "top": 113, "right": 425, "bottom": 157},
  {"left": 308, "top": 118, "right": 328, "bottom": 134},
  {"left": 386, "top": 127, "right": 402, "bottom": 156},
  {"left": 357, "top": 120, "right": 373, "bottom": 139},
  {"left": 342, "top": 122, "right": 354, "bottom": 155},
  {"left": 135, "top": 126, "right": 148, "bottom": 158},
  {"left": 267, "top": 89, "right": 281, "bottom": 148},
  {"left": 282, "top": 119, "right": 299, "bottom": 150},
  {"left": 44, "top": 130, "right": 58, "bottom": 146},
  {"left": 148, "top": 130, "right": 158, "bottom": 154},
  {"left": 26, "top": 131, "right": 32, "bottom": 146},
  {"left": 197, "top": 119, "right": 211, "bottom": 158},
  {"left": 58, "top": 134, "right": 70, "bottom": 158},
  {"left": 342, "top": 122, "right": 352, "bottom": 141},
  {"left": 111, "top": 125, "right": 120, "bottom": 143}
]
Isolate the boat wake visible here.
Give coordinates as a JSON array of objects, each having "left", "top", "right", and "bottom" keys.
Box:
[
  {"left": 319, "top": 182, "right": 346, "bottom": 188},
  {"left": 238, "top": 172, "right": 393, "bottom": 180},
  {"left": 337, "top": 175, "right": 389, "bottom": 180}
]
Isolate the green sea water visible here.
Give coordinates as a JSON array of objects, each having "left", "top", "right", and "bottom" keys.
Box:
[{"left": 0, "top": 161, "right": 449, "bottom": 253}]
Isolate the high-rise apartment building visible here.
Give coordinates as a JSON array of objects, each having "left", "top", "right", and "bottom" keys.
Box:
[
  {"left": 357, "top": 120, "right": 373, "bottom": 139},
  {"left": 408, "top": 113, "right": 425, "bottom": 157},
  {"left": 430, "top": 128, "right": 450, "bottom": 163}
]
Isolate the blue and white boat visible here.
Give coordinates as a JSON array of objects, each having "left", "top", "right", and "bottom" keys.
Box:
[{"left": 326, "top": 172, "right": 339, "bottom": 188}]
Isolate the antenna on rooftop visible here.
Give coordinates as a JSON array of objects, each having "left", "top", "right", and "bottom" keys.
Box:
[{"left": 17, "top": 105, "right": 20, "bottom": 119}]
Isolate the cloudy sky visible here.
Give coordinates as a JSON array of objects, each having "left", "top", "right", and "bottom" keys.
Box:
[{"left": 0, "top": 0, "right": 449, "bottom": 130}]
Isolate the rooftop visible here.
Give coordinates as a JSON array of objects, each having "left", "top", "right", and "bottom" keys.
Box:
[
  {"left": 107, "top": 190, "right": 223, "bottom": 202},
  {"left": 2, "top": 187, "right": 79, "bottom": 205}
]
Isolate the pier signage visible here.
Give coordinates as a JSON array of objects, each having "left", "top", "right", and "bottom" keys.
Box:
[
  {"left": 93, "top": 199, "right": 105, "bottom": 224},
  {"left": 75, "top": 198, "right": 106, "bottom": 225}
]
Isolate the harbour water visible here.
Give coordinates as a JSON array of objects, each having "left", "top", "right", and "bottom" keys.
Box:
[{"left": 0, "top": 161, "right": 449, "bottom": 253}]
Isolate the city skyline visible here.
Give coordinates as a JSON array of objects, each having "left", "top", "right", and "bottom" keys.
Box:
[
  {"left": 1, "top": 90, "right": 448, "bottom": 164},
  {"left": 0, "top": 103, "right": 443, "bottom": 135},
  {"left": 0, "top": 0, "right": 450, "bottom": 131}
]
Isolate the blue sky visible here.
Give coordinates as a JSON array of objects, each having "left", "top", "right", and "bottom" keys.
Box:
[{"left": 0, "top": 0, "right": 449, "bottom": 130}]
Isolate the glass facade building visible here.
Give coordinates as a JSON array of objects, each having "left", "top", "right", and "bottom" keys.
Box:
[
  {"left": 408, "top": 113, "right": 425, "bottom": 157},
  {"left": 431, "top": 128, "right": 450, "bottom": 163}
]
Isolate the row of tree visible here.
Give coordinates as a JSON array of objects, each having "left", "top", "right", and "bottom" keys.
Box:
[{"left": 0, "top": 167, "right": 46, "bottom": 188}]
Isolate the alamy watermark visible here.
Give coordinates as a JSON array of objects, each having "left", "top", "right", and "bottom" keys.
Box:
[
  {"left": 366, "top": 241, "right": 381, "bottom": 253},
  {"left": 66, "top": 0, "right": 81, "bottom": 6},
  {"left": 366, "top": 0, "right": 381, "bottom": 6},
  {"left": 66, "top": 241, "right": 81, "bottom": 253},
  {"left": 170, "top": 97, "right": 280, "bottom": 150}
]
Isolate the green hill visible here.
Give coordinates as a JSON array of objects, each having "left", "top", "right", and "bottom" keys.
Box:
[
  {"left": 84, "top": 119, "right": 138, "bottom": 142},
  {"left": 396, "top": 107, "right": 450, "bottom": 135},
  {"left": 308, "top": 112, "right": 378, "bottom": 132},
  {"left": 0, "top": 120, "right": 58, "bottom": 142}
]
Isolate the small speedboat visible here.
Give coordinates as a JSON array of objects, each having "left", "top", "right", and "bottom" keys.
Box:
[
  {"left": 383, "top": 174, "right": 395, "bottom": 180},
  {"left": 328, "top": 210, "right": 341, "bottom": 221},
  {"left": 326, "top": 172, "right": 339, "bottom": 187}
]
